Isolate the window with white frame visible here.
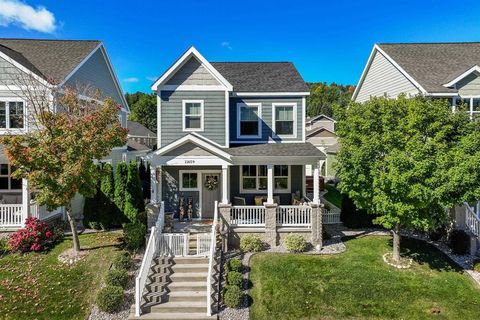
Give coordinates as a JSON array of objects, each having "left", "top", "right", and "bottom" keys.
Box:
[
  {"left": 237, "top": 103, "right": 261, "bottom": 138},
  {"left": 0, "top": 164, "right": 21, "bottom": 190},
  {"left": 180, "top": 172, "right": 199, "bottom": 190},
  {"left": 182, "top": 100, "right": 203, "bottom": 131},
  {"left": 240, "top": 165, "right": 290, "bottom": 193},
  {"left": 273, "top": 103, "right": 296, "bottom": 137},
  {"left": 0, "top": 100, "right": 25, "bottom": 129}
]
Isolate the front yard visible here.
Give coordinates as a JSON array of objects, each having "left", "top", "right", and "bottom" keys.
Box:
[
  {"left": 0, "top": 231, "right": 122, "bottom": 320},
  {"left": 249, "top": 236, "right": 480, "bottom": 319}
]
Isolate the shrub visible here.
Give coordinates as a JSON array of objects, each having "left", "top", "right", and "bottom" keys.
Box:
[
  {"left": 96, "top": 285, "right": 124, "bottom": 313},
  {"left": 123, "top": 222, "right": 146, "bottom": 251},
  {"left": 340, "top": 194, "right": 375, "bottom": 228},
  {"left": 473, "top": 259, "right": 480, "bottom": 272},
  {"left": 240, "top": 235, "right": 263, "bottom": 252},
  {"left": 106, "top": 268, "right": 129, "bottom": 289},
  {"left": 88, "top": 221, "right": 101, "bottom": 230},
  {"left": 226, "top": 258, "right": 243, "bottom": 273},
  {"left": 8, "top": 217, "right": 56, "bottom": 253},
  {"left": 0, "top": 238, "right": 9, "bottom": 254},
  {"left": 113, "top": 251, "right": 132, "bottom": 270},
  {"left": 283, "top": 234, "right": 308, "bottom": 253},
  {"left": 227, "top": 271, "right": 243, "bottom": 287},
  {"left": 114, "top": 162, "right": 128, "bottom": 213},
  {"left": 449, "top": 229, "right": 470, "bottom": 255},
  {"left": 223, "top": 285, "right": 243, "bottom": 309},
  {"left": 124, "top": 161, "right": 145, "bottom": 222}
]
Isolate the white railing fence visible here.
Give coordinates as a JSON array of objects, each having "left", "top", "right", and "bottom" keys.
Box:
[
  {"left": 197, "top": 232, "right": 211, "bottom": 256},
  {"left": 323, "top": 210, "right": 341, "bottom": 224},
  {"left": 465, "top": 202, "right": 480, "bottom": 238},
  {"left": 276, "top": 205, "right": 311, "bottom": 227},
  {"left": 206, "top": 200, "right": 219, "bottom": 316},
  {"left": 30, "top": 203, "right": 63, "bottom": 221},
  {"left": 0, "top": 204, "right": 23, "bottom": 227},
  {"left": 230, "top": 206, "right": 265, "bottom": 226}
]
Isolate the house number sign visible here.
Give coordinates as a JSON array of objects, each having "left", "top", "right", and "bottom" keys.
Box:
[{"left": 184, "top": 160, "right": 195, "bottom": 164}]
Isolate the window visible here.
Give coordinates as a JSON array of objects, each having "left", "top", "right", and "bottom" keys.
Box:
[
  {"left": 240, "top": 165, "right": 290, "bottom": 193},
  {"left": 0, "top": 100, "right": 25, "bottom": 130},
  {"left": 0, "top": 164, "right": 21, "bottom": 190},
  {"left": 237, "top": 103, "right": 261, "bottom": 138},
  {"left": 183, "top": 100, "right": 203, "bottom": 131},
  {"left": 180, "top": 172, "right": 198, "bottom": 190},
  {"left": 273, "top": 103, "right": 296, "bottom": 137}
]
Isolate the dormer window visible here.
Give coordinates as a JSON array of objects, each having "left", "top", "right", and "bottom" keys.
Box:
[
  {"left": 0, "top": 100, "right": 25, "bottom": 130},
  {"left": 237, "top": 103, "right": 261, "bottom": 138},
  {"left": 182, "top": 100, "right": 204, "bottom": 132}
]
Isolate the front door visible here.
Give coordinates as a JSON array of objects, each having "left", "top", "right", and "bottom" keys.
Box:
[{"left": 201, "top": 173, "right": 221, "bottom": 219}]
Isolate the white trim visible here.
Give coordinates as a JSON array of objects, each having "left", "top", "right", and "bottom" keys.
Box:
[
  {"left": 425, "top": 92, "right": 458, "bottom": 97},
  {"left": 151, "top": 46, "right": 233, "bottom": 91},
  {"left": 179, "top": 170, "right": 200, "bottom": 191},
  {"left": 0, "top": 50, "right": 52, "bottom": 88},
  {"left": 58, "top": 43, "right": 102, "bottom": 87},
  {"left": 157, "top": 92, "right": 161, "bottom": 148},
  {"left": 302, "top": 97, "right": 306, "bottom": 142},
  {"left": 272, "top": 102, "right": 297, "bottom": 139},
  {"left": 232, "top": 92, "right": 310, "bottom": 97},
  {"left": 159, "top": 85, "right": 227, "bottom": 91},
  {"left": 224, "top": 90, "right": 229, "bottom": 148},
  {"left": 160, "top": 156, "right": 231, "bottom": 167},
  {"left": 239, "top": 164, "right": 291, "bottom": 194},
  {"left": 443, "top": 65, "right": 480, "bottom": 88},
  {"left": 230, "top": 140, "right": 307, "bottom": 144},
  {"left": 352, "top": 44, "right": 427, "bottom": 101},
  {"left": 0, "top": 97, "right": 27, "bottom": 134},
  {"left": 236, "top": 102, "right": 262, "bottom": 139},
  {"left": 182, "top": 99, "right": 204, "bottom": 132},
  {"left": 307, "top": 113, "right": 337, "bottom": 124}
]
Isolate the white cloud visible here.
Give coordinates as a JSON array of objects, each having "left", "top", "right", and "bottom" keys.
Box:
[
  {"left": 146, "top": 76, "right": 158, "bottom": 82},
  {"left": 0, "top": 0, "right": 57, "bottom": 33},
  {"left": 221, "top": 41, "right": 232, "bottom": 50},
  {"left": 123, "top": 77, "right": 139, "bottom": 83}
]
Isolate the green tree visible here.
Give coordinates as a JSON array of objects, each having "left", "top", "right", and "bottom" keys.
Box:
[
  {"left": 126, "top": 92, "right": 156, "bottom": 132},
  {"left": 99, "top": 163, "right": 117, "bottom": 227},
  {"left": 114, "top": 161, "right": 128, "bottom": 215},
  {"left": 2, "top": 89, "right": 127, "bottom": 252},
  {"left": 124, "top": 161, "right": 145, "bottom": 222},
  {"left": 307, "top": 82, "right": 355, "bottom": 118},
  {"left": 335, "top": 96, "right": 480, "bottom": 263}
]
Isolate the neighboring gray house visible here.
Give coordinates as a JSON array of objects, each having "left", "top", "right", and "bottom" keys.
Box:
[
  {"left": 0, "top": 38, "right": 129, "bottom": 229},
  {"left": 128, "top": 120, "right": 156, "bottom": 149}
]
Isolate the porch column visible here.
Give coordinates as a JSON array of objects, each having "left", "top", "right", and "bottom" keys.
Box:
[
  {"left": 221, "top": 165, "right": 229, "bottom": 204},
  {"left": 313, "top": 162, "right": 320, "bottom": 204},
  {"left": 267, "top": 164, "right": 274, "bottom": 204},
  {"left": 21, "top": 178, "right": 29, "bottom": 224},
  {"left": 150, "top": 164, "right": 158, "bottom": 204}
]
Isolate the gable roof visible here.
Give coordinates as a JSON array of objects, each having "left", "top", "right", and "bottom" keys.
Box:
[
  {"left": 0, "top": 38, "right": 100, "bottom": 84},
  {"left": 307, "top": 114, "right": 336, "bottom": 124},
  {"left": 211, "top": 62, "right": 309, "bottom": 93},
  {"left": 127, "top": 121, "right": 155, "bottom": 137},
  {"left": 226, "top": 142, "right": 324, "bottom": 158},
  {"left": 306, "top": 126, "right": 336, "bottom": 138},
  {"left": 376, "top": 42, "right": 480, "bottom": 93}
]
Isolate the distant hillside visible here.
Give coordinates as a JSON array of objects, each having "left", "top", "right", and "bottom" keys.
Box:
[{"left": 307, "top": 82, "right": 355, "bottom": 118}]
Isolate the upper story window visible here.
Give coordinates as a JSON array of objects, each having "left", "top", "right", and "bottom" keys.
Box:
[
  {"left": 273, "top": 103, "right": 297, "bottom": 138},
  {"left": 0, "top": 100, "right": 25, "bottom": 130},
  {"left": 237, "top": 103, "right": 261, "bottom": 138},
  {"left": 0, "top": 164, "right": 21, "bottom": 190},
  {"left": 182, "top": 100, "right": 204, "bottom": 132}
]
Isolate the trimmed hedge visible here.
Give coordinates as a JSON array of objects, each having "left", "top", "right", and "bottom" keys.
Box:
[
  {"left": 283, "top": 234, "right": 308, "bottom": 253},
  {"left": 240, "top": 235, "right": 263, "bottom": 252},
  {"left": 226, "top": 258, "right": 243, "bottom": 273},
  {"left": 227, "top": 271, "right": 243, "bottom": 287},
  {"left": 105, "top": 269, "right": 129, "bottom": 289},
  {"left": 113, "top": 251, "right": 132, "bottom": 270},
  {"left": 223, "top": 285, "right": 243, "bottom": 309},
  {"left": 123, "top": 222, "right": 146, "bottom": 251},
  {"left": 97, "top": 285, "right": 124, "bottom": 313}
]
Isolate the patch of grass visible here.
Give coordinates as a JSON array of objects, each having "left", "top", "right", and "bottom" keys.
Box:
[
  {"left": 323, "top": 184, "right": 342, "bottom": 208},
  {"left": 249, "top": 236, "right": 480, "bottom": 320},
  {"left": 0, "top": 231, "right": 122, "bottom": 320}
]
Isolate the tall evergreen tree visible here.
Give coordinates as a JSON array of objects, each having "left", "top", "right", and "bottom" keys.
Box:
[
  {"left": 114, "top": 162, "right": 128, "bottom": 214},
  {"left": 124, "top": 161, "right": 145, "bottom": 222}
]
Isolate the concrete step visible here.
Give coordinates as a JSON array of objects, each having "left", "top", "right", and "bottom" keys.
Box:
[
  {"left": 130, "top": 311, "right": 216, "bottom": 320},
  {"left": 154, "top": 257, "right": 208, "bottom": 265},
  {"left": 168, "top": 281, "right": 207, "bottom": 292},
  {"left": 143, "top": 292, "right": 165, "bottom": 304},
  {"left": 152, "top": 264, "right": 209, "bottom": 273},
  {"left": 150, "top": 301, "right": 207, "bottom": 313},
  {"left": 149, "top": 272, "right": 207, "bottom": 283},
  {"left": 167, "top": 291, "right": 207, "bottom": 302}
]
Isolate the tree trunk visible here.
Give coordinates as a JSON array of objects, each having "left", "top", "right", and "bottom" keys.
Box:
[
  {"left": 392, "top": 223, "right": 401, "bottom": 262},
  {"left": 66, "top": 203, "right": 81, "bottom": 253}
]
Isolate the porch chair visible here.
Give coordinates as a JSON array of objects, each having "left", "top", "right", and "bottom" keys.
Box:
[{"left": 233, "top": 196, "right": 246, "bottom": 206}]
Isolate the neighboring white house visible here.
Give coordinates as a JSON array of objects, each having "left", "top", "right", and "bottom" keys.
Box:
[
  {"left": 0, "top": 38, "right": 129, "bottom": 229},
  {"left": 353, "top": 42, "right": 480, "bottom": 251}
]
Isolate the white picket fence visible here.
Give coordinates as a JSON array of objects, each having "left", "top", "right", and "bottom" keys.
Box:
[
  {"left": 465, "top": 202, "right": 480, "bottom": 238},
  {"left": 323, "top": 210, "right": 341, "bottom": 224},
  {"left": 157, "top": 232, "right": 212, "bottom": 257},
  {"left": 0, "top": 204, "right": 23, "bottom": 227},
  {"left": 277, "top": 206, "right": 311, "bottom": 227},
  {"left": 230, "top": 206, "right": 265, "bottom": 226}
]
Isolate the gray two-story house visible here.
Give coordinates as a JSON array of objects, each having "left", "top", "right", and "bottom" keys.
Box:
[{"left": 147, "top": 47, "right": 325, "bottom": 219}]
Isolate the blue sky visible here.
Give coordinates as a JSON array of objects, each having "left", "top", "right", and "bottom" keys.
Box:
[{"left": 1, "top": 0, "right": 480, "bottom": 93}]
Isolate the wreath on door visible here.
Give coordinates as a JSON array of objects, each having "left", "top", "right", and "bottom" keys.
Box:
[{"left": 204, "top": 176, "right": 218, "bottom": 191}]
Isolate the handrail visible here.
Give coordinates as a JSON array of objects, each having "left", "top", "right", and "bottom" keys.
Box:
[
  {"left": 206, "top": 200, "right": 218, "bottom": 316},
  {"left": 465, "top": 202, "right": 480, "bottom": 238}
]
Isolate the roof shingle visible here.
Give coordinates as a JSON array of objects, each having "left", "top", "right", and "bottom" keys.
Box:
[{"left": 226, "top": 142, "right": 324, "bottom": 158}]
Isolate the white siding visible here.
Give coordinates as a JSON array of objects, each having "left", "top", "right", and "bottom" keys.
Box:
[{"left": 355, "top": 51, "right": 420, "bottom": 103}]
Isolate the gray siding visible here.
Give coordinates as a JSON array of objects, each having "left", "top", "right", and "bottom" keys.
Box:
[
  {"left": 355, "top": 50, "right": 420, "bottom": 103},
  {"left": 0, "top": 55, "right": 24, "bottom": 85},
  {"left": 230, "top": 97, "right": 304, "bottom": 143},
  {"left": 229, "top": 165, "right": 303, "bottom": 205},
  {"left": 457, "top": 73, "right": 480, "bottom": 96},
  {"left": 64, "top": 49, "right": 126, "bottom": 109},
  {"left": 160, "top": 90, "right": 226, "bottom": 147},
  {"left": 166, "top": 57, "right": 220, "bottom": 86}
]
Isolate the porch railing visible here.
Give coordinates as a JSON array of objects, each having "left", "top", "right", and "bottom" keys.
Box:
[
  {"left": 323, "top": 210, "right": 341, "bottom": 224},
  {"left": 465, "top": 202, "right": 480, "bottom": 238},
  {"left": 30, "top": 203, "right": 64, "bottom": 221},
  {"left": 230, "top": 206, "right": 265, "bottom": 226},
  {"left": 0, "top": 204, "right": 23, "bottom": 227},
  {"left": 206, "top": 200, "right": 219, "bottom": 316},
  {"left": 276, "top": 205, "right": 311, "bottom": 227}
]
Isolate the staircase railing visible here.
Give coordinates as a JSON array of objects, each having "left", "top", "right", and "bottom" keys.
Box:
[
  {"left": 465, "top": 202, "right": 480, "bottom": 238},
  {"left": 134, "top": 201, "right": 164, "bottom": 317},
  {"left": 206, "top": 200, "right": 218, "bottom": 316}
]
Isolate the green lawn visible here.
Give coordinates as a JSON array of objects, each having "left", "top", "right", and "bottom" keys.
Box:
[
  {"left": 0, "top": 231, "right": 122, "bottom": 320},
  {"left": 249, "top": 236, "right": 480, "bottom": 320},
  {"left": 324, "top": 184, "right": 342, "bottom": 208}
]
